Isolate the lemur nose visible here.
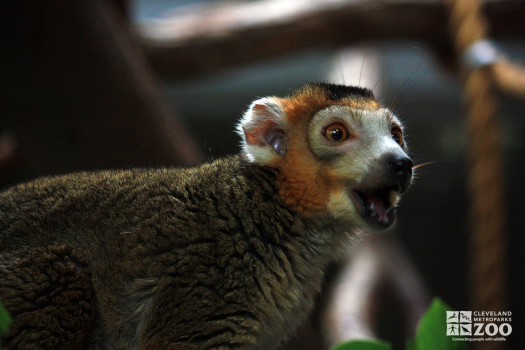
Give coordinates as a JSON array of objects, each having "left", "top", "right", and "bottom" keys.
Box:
[{"left": 387, "top": 155, "right": 413, "bottom": 193}]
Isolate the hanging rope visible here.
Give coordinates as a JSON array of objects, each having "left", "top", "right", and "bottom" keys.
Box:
[
  {"left": 447, "top": 1, "right": 510, "bottom": 349},
  {"left": 491, "top": 59, "right": 525, "bottom": 98}
]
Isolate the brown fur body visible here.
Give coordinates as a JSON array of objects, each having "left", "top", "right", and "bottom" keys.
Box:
[
  {"left": 0, "top": 83, "right": 412, "bottom": 349},
  {"left": 0, "top": 157, "right": 346, "bottom": 349}
]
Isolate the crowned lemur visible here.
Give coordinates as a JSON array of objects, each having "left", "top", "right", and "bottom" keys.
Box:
[{"left": 0, "top": 83, "right": 413, "bottom": 349}]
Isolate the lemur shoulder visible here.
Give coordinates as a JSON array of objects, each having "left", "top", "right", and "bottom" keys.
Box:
[{"left": 0, "top": 83, "right": 413, "bottom": 349}]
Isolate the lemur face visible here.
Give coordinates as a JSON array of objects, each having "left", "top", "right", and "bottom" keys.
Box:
[
  {"left": 238, "top": 83, "right": 412, "bottom": 229},
  {"left": 308, "top": 105, "right": 412, "bottom": 228}
]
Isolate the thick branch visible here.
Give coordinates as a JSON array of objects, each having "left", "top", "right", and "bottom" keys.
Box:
[{"left": 137, "top": 0, "right": 525, "bottom": 78}]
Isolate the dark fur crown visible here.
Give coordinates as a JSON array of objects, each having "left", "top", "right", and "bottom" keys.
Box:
[{"left": 296, "top": 82, "right": 375, "bottom": 101}]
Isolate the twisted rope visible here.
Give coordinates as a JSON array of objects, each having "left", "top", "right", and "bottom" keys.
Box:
[
  {"left": 492, "top": 59, "right": 525, "bottom": 98},
  {"left": 447, "top": 1, "right": 507, "bottom": 349}
]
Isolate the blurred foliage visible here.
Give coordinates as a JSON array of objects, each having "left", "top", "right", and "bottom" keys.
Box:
[
  {"left": 0, "top": 300, "right": 10, "bottom": 350},
  {"left": 331, "top": 298, "right": 467, "bottom": 350}
]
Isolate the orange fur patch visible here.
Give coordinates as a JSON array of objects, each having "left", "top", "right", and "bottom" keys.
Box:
[
  {"left": 276, "top": 147, "right": 343, "bottom": 214},
  {"left": 277, "top": 132, "right": 326, "bottom": 213}
]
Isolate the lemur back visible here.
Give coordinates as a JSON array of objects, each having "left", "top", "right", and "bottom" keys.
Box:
[{"left": 0, "top": 83, "right": 413, "bottom": 349}]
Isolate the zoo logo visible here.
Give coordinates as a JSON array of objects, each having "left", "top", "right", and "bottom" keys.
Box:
[{"left": 446, "top": 311, "right": 512, "bottom": 338}]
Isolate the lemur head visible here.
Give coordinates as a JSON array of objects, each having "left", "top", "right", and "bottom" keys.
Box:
[{"left": 237, "top": 82, "right": 412, "bottom": 230}]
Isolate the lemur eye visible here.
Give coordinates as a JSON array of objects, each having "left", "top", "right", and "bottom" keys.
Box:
[
  {"left": 391, "top": 126, "right": 403, "bottom": 145},
  {"left": 323, "top": 123, "right": 349, "bottom": 142}
]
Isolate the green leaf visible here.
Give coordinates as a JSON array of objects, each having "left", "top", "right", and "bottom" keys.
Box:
[
  {"left": 331, "top": 339, "right": 392, "bottom": 350},
  {"left": 405, "top": 338, "right": 417, "bottom": 350},
  {"left": 415, "top": 298, "right": 466, "bottom": 350},
  {"left": 0, "top": 301, "right": 11, "bottom": 336}
]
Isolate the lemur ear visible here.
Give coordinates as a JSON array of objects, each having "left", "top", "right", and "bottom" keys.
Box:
[{"left": 237, "top": 97, "right": 288, "bottom": 164}]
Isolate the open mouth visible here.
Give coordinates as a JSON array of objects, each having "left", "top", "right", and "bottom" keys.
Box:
[{"left": 353, "top": 185, "right": 399, "bottom": 228}]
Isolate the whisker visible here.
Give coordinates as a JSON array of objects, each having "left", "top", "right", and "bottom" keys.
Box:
[
  {"left": 412, "top": 161, "right": 434, "bottom": 170},
  {"left": 372, "top": 74, "right": 383, "bottom": 91},
  {"left": 338, "top": 53, "right": 345, "bottom": 85},
  {"left": 389, "top": 70, "right": 423, "bottom": 111},
  {"left": 388, "top": 51, "right": 426, "bottom": 111},
  {"left": 358, "top": 46, "right": 369, "bottom": 86}
]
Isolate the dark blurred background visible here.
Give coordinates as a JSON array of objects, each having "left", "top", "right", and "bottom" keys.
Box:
[{"left": 1, "top": 1, "right": 524, "bottom": 349}]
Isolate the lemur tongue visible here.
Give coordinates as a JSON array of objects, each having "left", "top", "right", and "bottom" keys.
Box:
[{"left": 360, "top": 192, "right": 393, "bottom": 226}]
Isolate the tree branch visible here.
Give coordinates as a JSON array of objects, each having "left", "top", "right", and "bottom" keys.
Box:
[{"left": 136, "top": 0, "right": 525, "bottom": 78}]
